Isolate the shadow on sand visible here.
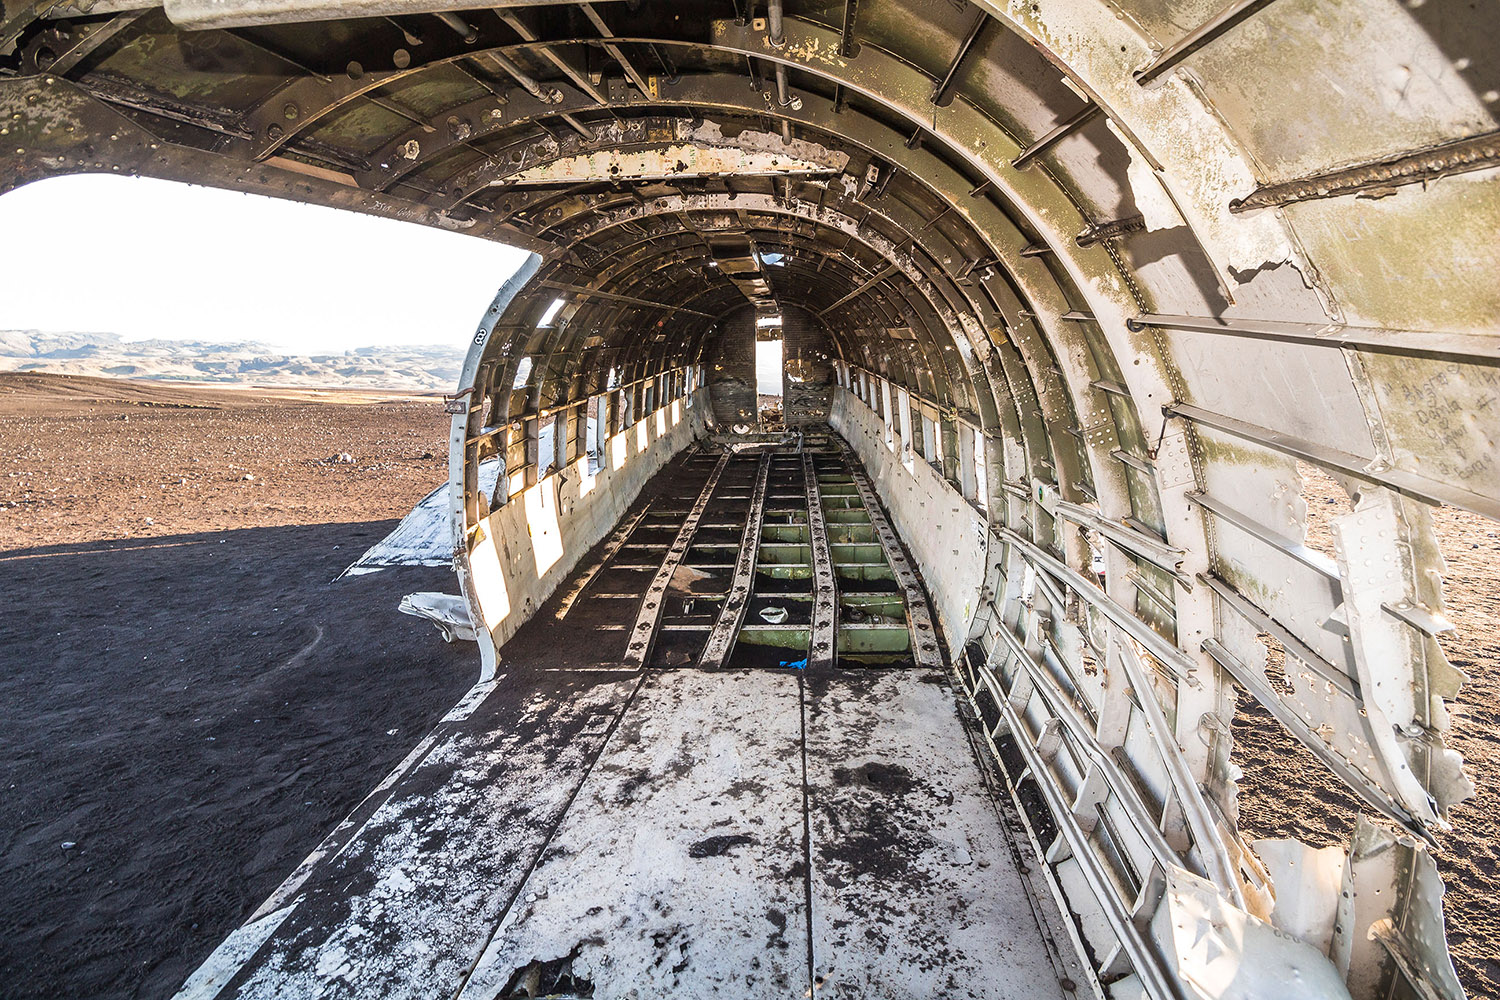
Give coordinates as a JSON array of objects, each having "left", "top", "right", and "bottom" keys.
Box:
[{"left": 0, "top": 522, "right": 476, "bottom": 1000}]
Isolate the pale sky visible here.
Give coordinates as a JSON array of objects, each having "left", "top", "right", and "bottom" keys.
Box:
[
  {"left": 756, "top": 339, "right": 783, "bottom": 396},
  {"left": 0, "top": 174, "right": 530, "bottom": 352}
]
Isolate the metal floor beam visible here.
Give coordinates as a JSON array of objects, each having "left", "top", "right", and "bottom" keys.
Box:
[
  {"left": 803, "top": 449, "right": 839, "bottom": 670},
  {"left": 698, "top": 451, "right": 771, "bottom": 669}
]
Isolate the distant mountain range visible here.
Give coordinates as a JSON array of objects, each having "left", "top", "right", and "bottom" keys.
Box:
[{"left": 0, "top": 330, "right": 464, "bottom": 392}]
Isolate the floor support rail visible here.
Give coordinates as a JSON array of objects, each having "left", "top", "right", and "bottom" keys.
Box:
[
  {"left": 624, "top": 449, "right": 730, "bottom": 670},
  {"left": 802, "top": 450, "right": 838, "bottom": 670},
  {"left": 699, "top": 450, "right": 771, "bottom": 669}
]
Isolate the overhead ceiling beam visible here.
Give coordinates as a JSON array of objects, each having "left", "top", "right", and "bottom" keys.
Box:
[
  {"left": 474, "top": 49, "right": 563, "bottom": 106},
  {"left": 817, "top": 263, "right": 900, "bottom": 316},
  {"left": 536, "top": 198, "right": 963, "bottom": 372},
  {"left": 1133, "top": 0, "right": 1280, "bottom": 86},
  {"left": 537, "top": 280, "right": 720, "bottom": 319},
  {"left": 838, "top": 0, "right": 859, "bottom": 57},
  {"left": 432, "top": 10, "right": 477, "bottom": 43},
  {"left": 497, "top": 10, "right": 612, "bottom": 106},
  {"left": 579, "top": 3, "right": 654, "bottom": 98},
  {"left": 1229, "top": 129, "right": 1500, "bottom": 212},
  {"left": 34, "top": 10, "right": 146, "bottom": 76},
  {"left": 1012, "top": 103, "right": 1100, "bottom": 169},
  {"left": 0, "top": 0, "right": 52, "bottom": 49},
  {"left": 159, "top": 0, "right": 627, "bottom": 30},
  {"left": 930, "top": 11, "right": 988, "bottom": 106},
  {"left": 469, "top": 49, "right": 594, "bottom": 137}
]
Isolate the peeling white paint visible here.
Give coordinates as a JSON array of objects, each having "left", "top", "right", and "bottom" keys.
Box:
[{"left": 1109, "top": 119, "right": 1184, "bottom": 233}]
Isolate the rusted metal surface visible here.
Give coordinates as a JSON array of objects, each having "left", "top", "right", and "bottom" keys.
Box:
[
  {"left": 1229, "top": 130, "right": 1500, "bottom": 212},
  {"left": 697, "top": 450, "right": 768, "bottom": 669},
  {"left": 802, "top": 450, "right": 837, "bottom": 671},
  {"left": 623, "top": 449, "right": 728, "bottom": 671}
]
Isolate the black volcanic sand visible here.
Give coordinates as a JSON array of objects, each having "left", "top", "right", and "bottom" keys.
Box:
[
  {"left": 0, "top": 374, "right": 481, "bottom": 999},
  {"left": 0, "top": 528, "right": 475, "bottom": 999}
]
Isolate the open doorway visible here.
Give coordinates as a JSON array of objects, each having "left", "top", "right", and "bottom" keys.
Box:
[{"left": 756, "top": 316, "right": 784, "bottom": 430}]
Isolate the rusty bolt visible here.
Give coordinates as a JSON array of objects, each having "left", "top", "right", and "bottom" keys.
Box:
[{"left": 283, "top": 103, "right": 299, "bottom": 120}]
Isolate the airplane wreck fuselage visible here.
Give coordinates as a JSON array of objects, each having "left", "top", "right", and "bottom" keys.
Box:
[{"left": 4, "top": 0, "right": 1495, "bottom": 997}]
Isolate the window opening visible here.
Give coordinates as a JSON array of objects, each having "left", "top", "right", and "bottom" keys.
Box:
[
  {"left": 923, "top": 413, "right": 941, "bottom": 467},
  {"left": 880, "top": 380, "right": 894, "bottom": 449},
  {"left": 537, "top": 297, "right": 566, "bottom": 327},
  {"left": 537, "top": 414, "right": 559, "bottom": 479},
  {"left": 586, "top": 396, "right": 603, "bottom": 473},
  {"left": 973, "top": 425, "right": 989, "bottom": 514},
  {"left": 958, "top": 422, "right": 979, "bottom": 501},
  {"left": 897, "top": 389, "right": 914, "bottom": 466},
  {"left": 756, "top": 326, "right": 784, "bottom": 429}
]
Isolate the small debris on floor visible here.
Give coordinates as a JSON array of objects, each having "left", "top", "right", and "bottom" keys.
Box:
[{"left": 501, "top": 954, "right": 593, "bottom": 999}]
